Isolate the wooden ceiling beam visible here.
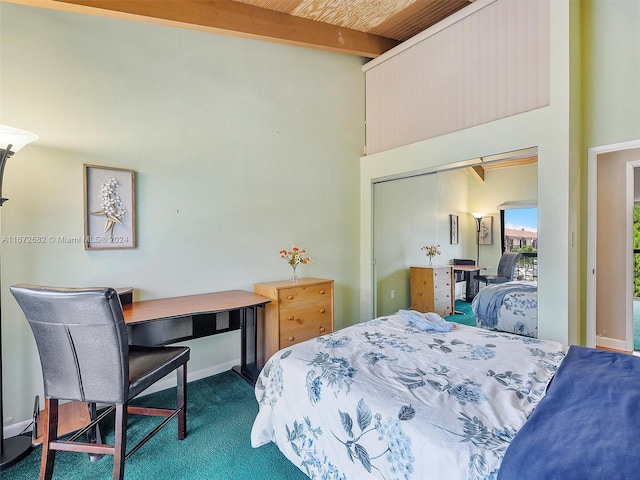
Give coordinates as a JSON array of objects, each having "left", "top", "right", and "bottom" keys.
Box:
[
  {"left": 6, "top": 0, "right": 399, "bottom": 57},
  {"left": 469, "top": 165, "right": 485, "bottom": 183}
]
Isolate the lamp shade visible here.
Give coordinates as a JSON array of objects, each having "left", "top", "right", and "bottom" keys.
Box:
[
  {"left": 470, "top": 211, "right": 485, "bottom": 219},
  {"left": 0, "top": 124, "right": 39, "bottom": 153}
]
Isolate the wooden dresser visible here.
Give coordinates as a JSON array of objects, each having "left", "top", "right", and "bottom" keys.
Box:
[
  {"left": 254, "top": 277, "right": 334, "bottom": 362},
  {"left": 410, "top": 266, "right": 454, "bottom": 317}
]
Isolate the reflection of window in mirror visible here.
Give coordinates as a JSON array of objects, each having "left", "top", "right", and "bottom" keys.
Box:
[{"left": 501, "top": 207, "right": 538, "bottom": 282}]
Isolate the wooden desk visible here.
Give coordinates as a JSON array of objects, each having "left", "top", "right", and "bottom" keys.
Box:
[
  {"left": 452, "top": 265, "right": 487, "bottom": 302},
  {"left": 122, "top": 290, "right": 270, "bottom": 385}
]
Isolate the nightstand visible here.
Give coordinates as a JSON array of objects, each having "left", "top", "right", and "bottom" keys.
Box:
[{"left": 254, "top": 278, "right": 334, "bottom": 362}]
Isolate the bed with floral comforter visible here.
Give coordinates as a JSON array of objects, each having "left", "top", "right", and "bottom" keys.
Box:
[
  {"left": 251, "top": 313, "right": 565, "bottom": 480},
  {"left": 472, "top": 281, "right": 538, "bottom": 338}
]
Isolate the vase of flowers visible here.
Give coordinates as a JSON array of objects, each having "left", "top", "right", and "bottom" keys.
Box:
[
  {"left": 279, "top": 244, "right": 311, "bottom": 283},
  {"left": 421, "top": 244, "right": 441, "bottom": 267}
]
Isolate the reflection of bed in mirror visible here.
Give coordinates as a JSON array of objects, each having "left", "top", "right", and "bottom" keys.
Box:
[{"left": 472, "top": 281, "right": 538, "bottom": 337}]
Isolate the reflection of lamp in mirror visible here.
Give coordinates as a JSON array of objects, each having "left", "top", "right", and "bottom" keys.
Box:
[
  {"left": 0, "top": 124, "right": 38, "bottom": 470},
  {"left": 470, "top": 212, "right": 485, "bottom": 265}
]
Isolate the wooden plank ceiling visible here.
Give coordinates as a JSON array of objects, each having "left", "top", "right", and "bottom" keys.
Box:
[
  {"left": 8, "top": 0, "right": 474, "bottom": 57},
  {"left": 234, "top": 0, "right": 473, "bottom": 42}
]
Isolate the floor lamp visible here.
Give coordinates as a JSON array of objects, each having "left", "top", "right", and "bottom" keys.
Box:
[
  {"left": 0, "top": 125, "right": 39, "bottom": 470},
  {"left": 471, "top": 212, "right": 485, "bottom": 266}
]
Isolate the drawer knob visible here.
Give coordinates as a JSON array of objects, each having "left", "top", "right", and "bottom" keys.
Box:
[
  {"left": 319, "top": 327, "right": 326, "bottom": 333},
  {"left": 319, "top": 308, "right": 326, "bottom": 314},
  {"left": 319, "top": 290, "right": 325, "bottom": 295},
  {"left": 288, "top": 336, "right": 294, "bottom": 341},
  {"left": 288, "top": 315, "right": 294, "bottom": 321},
  {"left": 287, "top": 295, "right": 294, "bottom": 300}
]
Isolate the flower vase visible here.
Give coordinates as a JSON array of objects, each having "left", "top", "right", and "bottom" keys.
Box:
[
  {"left": 428, "top": 256, "right": 433, "bottom": 267},
  {"left": 291, "top": 264, "right": 298, "bottom": 283}
]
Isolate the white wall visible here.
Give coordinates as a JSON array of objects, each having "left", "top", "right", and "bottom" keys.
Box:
[
  {"left": 364, "top": 0, "right": 550, "bottom": 155},
  {"left": 0, "top": 4, "right": 365, "bottom": 431}
]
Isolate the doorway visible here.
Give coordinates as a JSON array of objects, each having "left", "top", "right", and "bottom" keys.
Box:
[
  {"left": 633, "top": 169, "right": 640, "bottom": 351},
  {"left": 587, "top": 141, "right": 640, "bottom": 350}
]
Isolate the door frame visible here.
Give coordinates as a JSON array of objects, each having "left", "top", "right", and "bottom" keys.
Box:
[{"left": 587, "top": 139, "right": 640, "bottom": 350}]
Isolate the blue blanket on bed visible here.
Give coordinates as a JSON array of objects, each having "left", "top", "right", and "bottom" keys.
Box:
[
  {"left": 498, "top": 345, "right": 640, "bottom": 480},
  {"left": 473, "top": 282, "right": 537, "bottom": 328},
  {"left": 397, "top": 309, "right": 453, "bottom": 332}
]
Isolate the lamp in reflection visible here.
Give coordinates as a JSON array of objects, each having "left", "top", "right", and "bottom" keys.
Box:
[{"left": 470, "top": 212, "right": 485, "bottom": 265}]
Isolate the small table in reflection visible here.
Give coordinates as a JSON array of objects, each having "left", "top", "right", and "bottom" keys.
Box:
[{"left": 452, "top": 265, "right": 487, "bottom": 303}]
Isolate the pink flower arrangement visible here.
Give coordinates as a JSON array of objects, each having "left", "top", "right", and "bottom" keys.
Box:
[
  {"left": 279, "top": 244, "right": 311, "bottom": 267},
  {"left": 421, "top": 244, "right": 441, "bottom": 258}
]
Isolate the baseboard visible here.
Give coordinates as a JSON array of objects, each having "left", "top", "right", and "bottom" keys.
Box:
[
  {"left": 2, "top": 357, "right": 241, "bottom": 440},
  {"left": 595, "top": 335, "right": 628, "bottom": 352}
]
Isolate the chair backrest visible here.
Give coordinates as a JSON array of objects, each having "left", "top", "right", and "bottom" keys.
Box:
[
  {"left": 10, "top": 285, "right": 130, "bottom": 404},
  {"left": 496, "top": 252, "right": 522, "bottom": 279}
]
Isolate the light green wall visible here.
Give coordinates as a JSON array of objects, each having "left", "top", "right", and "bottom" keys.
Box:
[
  {"left": 0, "top": 4, "right": 364, "bottom": 430},
  {"left": 582, "top": 0, "right": 640, "bottom": 146},
  {"left": 580, "top": 0, "right": 640, "bottom": 346}
]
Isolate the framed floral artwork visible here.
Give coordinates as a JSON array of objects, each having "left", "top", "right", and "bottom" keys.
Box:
[
  {"left": 479, "top": 216, "right": 493, "bottom": 245},
  {"left": 83, "top": 164, "right": 136, "bottom": 250},
  {"left": 450, "top": 214, "right": 458, "bottom": 244}
]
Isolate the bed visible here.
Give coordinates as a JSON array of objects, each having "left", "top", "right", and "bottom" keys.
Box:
[
  {"left": 251, "top": 311, "right": 566, "bottom": 479},
  {"left": 498, "top": 344, "right": 640, "bottom": 479},
  {"left": 472, "top": 281, "right": 537, "bottom": 338}
]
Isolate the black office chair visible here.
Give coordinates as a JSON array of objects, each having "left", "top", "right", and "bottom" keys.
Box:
[
  {"left": 476, "top": 252, "right": 522, "bottom": 285},
  {"left": 10, "top": 285, "right": 190, "bottom": 480}
]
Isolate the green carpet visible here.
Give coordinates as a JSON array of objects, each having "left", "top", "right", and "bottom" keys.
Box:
[
  {"left": 6, "top": 371, "right": 307, "bottom": 480},
  {"left": 448, "top": 300, "right": 476, "bottom": 326}
]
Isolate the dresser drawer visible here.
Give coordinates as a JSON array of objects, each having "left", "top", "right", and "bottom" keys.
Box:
[
  {"left": 434, "top": 278, "right": 452, "bottom": 294},
  {"left": 279, "top": 319, "right": 331, "bottom": 348},
  {"left": 432, "top": 267, "right": 451, "bottom": 282},
  {"left": 435, "top": 298, "right": 453, "bottom": 317},
  {"left": 278, "top": 282, "right": 332, "bottom": 307},
  {"left": 280, "top": 300, "right": 332, "bottom": 327}
]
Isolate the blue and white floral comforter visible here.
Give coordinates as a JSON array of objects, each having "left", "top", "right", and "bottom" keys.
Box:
[
  {"left": 473, "top": 281, "right": 538, "bottom": 338},
  {"left": 251, "top": 314, "right": 565, "bottom": 480}
]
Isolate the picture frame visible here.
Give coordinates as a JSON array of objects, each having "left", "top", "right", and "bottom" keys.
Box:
[
  {"left": 450, "top": 214, "right": 458, "bottom": 244},
  {"left": 479, "top": 216, "right": 493, "bottom": 245},
  {"left": 84, "top": 164, "right": 136, "bottom": 250}
]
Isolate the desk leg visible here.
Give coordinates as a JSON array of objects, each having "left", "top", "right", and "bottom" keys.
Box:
[
  {"left": 232, "top": 306, "right": 261, "bottom": 385},
  {"left": 464, "top": 271, "right": 478, "bottom": 302}
]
